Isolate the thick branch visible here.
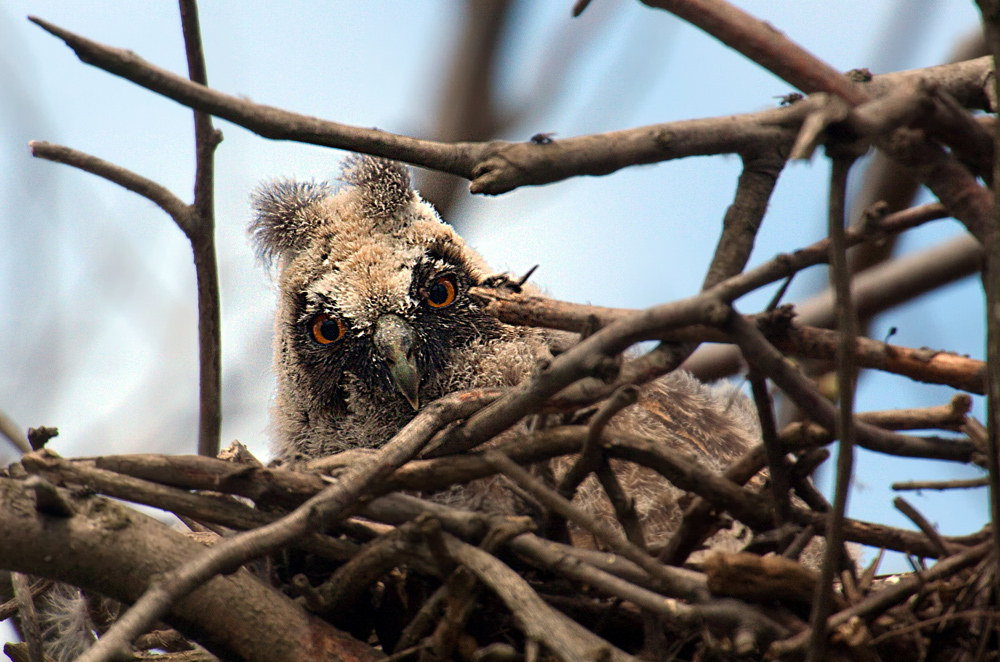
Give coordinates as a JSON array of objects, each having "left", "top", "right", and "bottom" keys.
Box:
[
  {"left": 28, "top": 16, "right": 993, "bottom": 195},
  {"left": 0, "top": 477, "right": 379, "bottom": 662}
]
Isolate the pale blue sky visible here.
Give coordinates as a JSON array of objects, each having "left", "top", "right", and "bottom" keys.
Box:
[{"left": 0, "top": 0, "right": 988, "bottom": 598}]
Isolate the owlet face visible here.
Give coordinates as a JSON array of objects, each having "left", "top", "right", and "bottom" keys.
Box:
[{"left": 250, "top": 156, "right": 538, "bottom": 460}]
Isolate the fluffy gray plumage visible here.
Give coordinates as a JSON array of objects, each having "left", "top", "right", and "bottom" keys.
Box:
[{"left": 252, "top": 155, "right": 761, "bottom": 545}]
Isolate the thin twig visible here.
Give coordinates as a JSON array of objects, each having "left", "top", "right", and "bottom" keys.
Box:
[
  {"left": 11, "top": 572, "right": 45, "bottom": 662},
  {"left": 508, "top": 533, "right": 788, "bottom": 650},
  {"left": 726, "top": 314, "right": 979, "bottom": 463},
  {"left": 749, "top": 373, "right": 790, "bottom": 524},
  {"left": 556, "top": 386, "right": 639, "bottom": 500},
  {"left": 892, "top": 477, "right": 989, "bottom": 491},
  {"left": 805, "top": 154, "right": 858, "bottom": 662},
  {"left": 893, "top": 496, "right": 952, "bottom": 558},
  {"left": 28, "top": 141, "right": 192, "bottom": 232},
  {"left": 423, "top": 296, "right": 721, "bottom": 458},
  {"left": 473, "top": 289, "right": 988, "bottom": 396},
  {"left": 442, "top": 533, "right": 638, "bottom": 662},
  {"left": 640, "top": 0, "right": 867, "bottom": 104},
  {"left": 483, "top": 451, "right": 709, "bottom": 603},
  {"left": 0, "top": 579, "right": 54, "bottom": 622}
]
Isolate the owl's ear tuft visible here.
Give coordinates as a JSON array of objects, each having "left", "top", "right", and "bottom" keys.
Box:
[
  {"left": 250, "top": 179, "right": 333, "bottom": 264},
  {"left": 340, "top": 155, "right": 414, "bottom": 221}
]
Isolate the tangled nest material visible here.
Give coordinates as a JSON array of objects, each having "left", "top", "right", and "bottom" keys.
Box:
[{"left": 0, "top": 370, "right": 995, "bottom": 662}]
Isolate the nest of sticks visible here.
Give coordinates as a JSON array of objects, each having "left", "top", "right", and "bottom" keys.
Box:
[{"left": 1, "top": 368, "right": 995, "bottom": 662}]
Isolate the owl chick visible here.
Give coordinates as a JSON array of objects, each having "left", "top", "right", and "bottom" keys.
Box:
[{"left": 251, "top": 155, "right": 760, "bottom": 544}]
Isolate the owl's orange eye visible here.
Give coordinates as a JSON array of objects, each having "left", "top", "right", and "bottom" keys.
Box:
[
  {"left": 310, "top": 314, "right": 346, "bottom": 344},
  {"left": 425, "top": 275, "right": 457, "bottom": 308}
]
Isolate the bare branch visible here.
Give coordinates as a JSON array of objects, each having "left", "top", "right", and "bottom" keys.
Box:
[
  {"left": 727, "top": 314, "right": 980, "bottom": 463},
  {"left": 640, "top": 0, "right": 867, "bottom": 104},
  {"left": 443, "top": 533, "right": 638, "bottom": 662},
  {"left": 483, "top": 450, "right": 710, "bottom": 603},
  {"left": 11, "top": 572, "right": 45, "bottom": 662},
  {"left": 27, "top": 131, "right": 221, "bottom": 456},
  {"left": 474, "top": 289, "right": 987, "bottom": 394},
  {"left": 0, "top": 477, "right": 380, "bottom": 662},
  {"left": 26, "top": 15, "right": 993, "bottom": 195},
  {"left": 805, "top": 153, "right": 858, "bottom": 662},
  {"left": 686, "top": 233, "right": 982, "bottom": 380},
  {"left": 640, "top": 0, "right": 995, "bottom": 245},
  {"left": 893, "top": 476, "right": 988, "bottom": 491},
  {"left": 0, "top": 409, "right": 30, "bottom": 455},
  {"left": 702, "top": 150, "right": 787, "bottom": 289},
  {"left": 178, "top": 0, "right": 222, "bottom": 457},
  {"left": 973, "top": 0, "right": 1000, "bottom": 599},
  {"left": 892, "top": 496, "right": 952, "bottom": 558},
  {"left": 28, "top": 141, "right": 193, "bottom": 235}
]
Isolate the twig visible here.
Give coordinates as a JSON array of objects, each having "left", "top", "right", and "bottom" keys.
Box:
[
  {"left": 702, "top": 150, "right": 786, "bottom": 290},
  {"left": 87, "top": 429, "right": 979, "bottom": 559},
  {"left": 484, "top": 451, "right": 709, "bottom": 603},
  {"left": 726, "top": 314, "right": 979, "bottom": 463},
  {"left": 21, "top": 451, "right": 358, "bottom": 561},
  {"left": 474, "top": 200, "right": 950, "bottom": 333},
  {"left": 973, "top": 0, "right": 1000, "bottom": 610},
  {"left": 641, "top": 0, "right": 865, "bottom": 103},
  {"left": 442, "top": 533, "right": 638, "bottom": 662},
  {"left": 0, "top": 409, "right": 30, "bottom": 454},
  {"left": 805, "top": 154, "right": 858, "bottom": 662},
  {"left": 893, "top": 496, "right": 952, "bottom": 559},
  {"left": 595, "top": 462, "right": 648, "bottom": 550},
  {"left": 314, "top": 519, "right": 425, "bottom": 616},
  {"left": 424, "top": 296, "right": 721, "bottom": 458},
  {"left": 641, "top": 0, "right": 994, "bottom": 244},
  {"left": 508, "top": 533, "right": 788, "bottom": 651},
  {"left": 555, "top": 386, "right": 639, "bottom": 502},
  {"left": 749, "top": 373, "right": 790, "bottom": 524},
  {"left": 28, "top": 141, "right": 192, "bottom": 230},
  {"left": 765, "top": 324, "right": 987, "bottom": 396},
  {"left": 892, "top": 477, "right": 989, "bottom": 491},
  {"left": 179, "top": 0, "right": 223, "bottom": 457},
  {"left": 473, "top": 290, "right": 988, "bottom": 396},
  {"left": 0, "top": 579, "right": 54, "bottom": 622},
  {"left": 689, "top": 233, "right": 983, "bottom": 380},
  {"left": 11, "top": 572, "right": 45, "bottom": 662},
  {"left": 27, "top": 135, "right": 222, "bottom": 457}
]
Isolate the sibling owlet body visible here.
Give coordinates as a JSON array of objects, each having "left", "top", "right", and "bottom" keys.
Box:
[{"left": 251, "top": 155, "right": 760, "bottom": 543}]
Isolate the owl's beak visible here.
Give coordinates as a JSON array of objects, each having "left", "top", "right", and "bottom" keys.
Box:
[{"left": 373, "top": 314, "right": 421, "bottom": 411}]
